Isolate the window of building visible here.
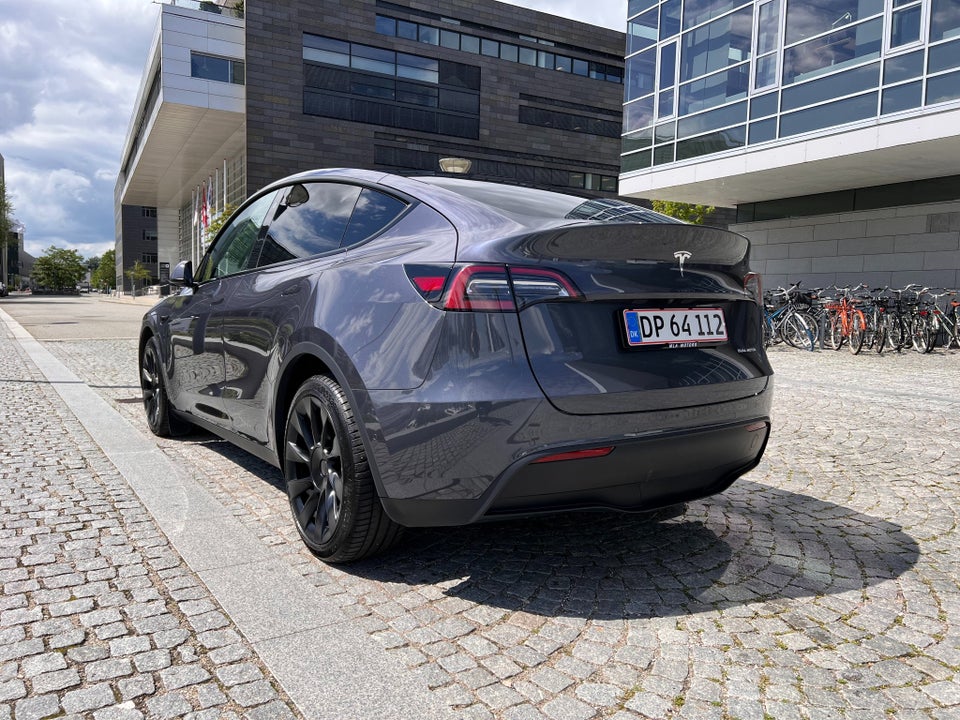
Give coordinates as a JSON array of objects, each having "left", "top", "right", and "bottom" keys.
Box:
[
  {"left": 626, "top": 48, "right": 657, "bottom": 102},
  {"left": 889, "top": 1, "right": 924, "bottom": 49},
  {"left": 881, "top": 79, "right": 922, "bottom": 112},
  {"left": 678, "top": 64, "right": 750, "bottom": 114},
  {"left": 883, "top": 47, "right": 924, "bottom": 81},
  {"left": 779, "top": 90, "right": 877, "bottom": 136},
  {"left": 142, "top": 207, "right": 157, "bottom": 218},
  {"left": 927, "top": 67, "right": 960, "bottom": 103},
  {"left": 141, "top": 252, "right": 158, "bottom": 264},
  {"left": 374, "top": 14, "right": 621, "bottom": 84},
  {"left": 928, "top": 36, "right": 960, "bottom": 72},
  {"left": 519, "top": 106, "right": 621, "bottom": 137},
  {"left": 780, "top": 62, "right": 879, "bottom": 111},
  {"left": 782, "top": 17, "right": 882, "bottom": 84},
  {"left": 753, "top": 0, "right": 782, "bottom": 89},
  {"left": 661, "top": 0, "right": 683, "bottom": 38},
  {"left": 680, "top": 6, "right": 753, "bottom": 82},
  {"left": 930, "top": 0, "right": 960, "bottom": 42},
  {"left": 629, "top": 7, "right": 660, "bottom": 55},
  {"left": 784, "top": 0, "right": 884, "bottom": 45},
  {"left": 190, "top": 52, "right": 245, "bottom": 84},
  {"left": 683, "top": 0, "right": 744, "bottom": 30}
]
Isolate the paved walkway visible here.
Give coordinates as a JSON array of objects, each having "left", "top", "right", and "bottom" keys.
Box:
[{"left": 2, "top": 296, "right": 960, "bottom": 719}]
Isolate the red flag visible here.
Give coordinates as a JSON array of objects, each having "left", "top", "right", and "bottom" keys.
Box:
[{"left": 200, "top": 182, "right": 208, "bottom": 227}]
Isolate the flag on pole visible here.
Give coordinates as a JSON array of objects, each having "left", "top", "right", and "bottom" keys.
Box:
[
  {"left": 200, "top": 182, "right": 208, "bottom": 227},
  {"left": 206, "top": 177, "right": 213, "bottom": 225}
]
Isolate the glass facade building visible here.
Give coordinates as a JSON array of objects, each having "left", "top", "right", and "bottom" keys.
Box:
[
  {"left": 621, "top": 0, "right": 960, "bottom": 173},
  {"left": 622, "top": 0, "right": 960, "bottom": 174},
  {"left": 619, "top": 0, "right": 960, "bottom": 290}
]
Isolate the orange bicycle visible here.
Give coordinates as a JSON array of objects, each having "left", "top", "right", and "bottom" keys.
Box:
[{"left": 824, "top": 284, "right": 868, "bottom": 354}]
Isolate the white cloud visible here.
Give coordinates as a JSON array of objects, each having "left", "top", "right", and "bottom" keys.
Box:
[
  {"left": 0, "top": 0, "right": 626, "bottom": 262},
  {"left": 0, "top": 0, "right": 156, "bottom": 259}
]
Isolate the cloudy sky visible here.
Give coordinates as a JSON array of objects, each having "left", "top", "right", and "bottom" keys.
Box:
[{"left": 0, "top": 0, "right": 626, "bottom": 260}]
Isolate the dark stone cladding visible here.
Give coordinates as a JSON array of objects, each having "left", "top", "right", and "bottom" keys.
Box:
[
  {"left": 119, "top": 205, "right": 158, "bottom": 291},
  {"left": 244, "top": 0, "right": 626, "bottom": 198}
]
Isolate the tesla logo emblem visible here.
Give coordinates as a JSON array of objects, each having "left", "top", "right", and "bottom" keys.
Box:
[{"left": 674, "top": 250, "right": 692, "bottom": 276}]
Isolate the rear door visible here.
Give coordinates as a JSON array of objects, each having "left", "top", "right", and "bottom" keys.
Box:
[{"left": 219, "top": 182, "right": 409, "bottom": 447}]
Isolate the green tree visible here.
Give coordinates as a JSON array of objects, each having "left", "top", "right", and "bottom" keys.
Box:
[
  {"left": 651, "top": 200, "right": 716, "bottom": 225},
  {"left": 91, "top": 248, "right": 116, "bottom": 291},
  {"left": 32, "top": 246, "right": 87, "bottom": 292},
  {"left": 125, "top": 260, "right": 152, "bottom": 297}
]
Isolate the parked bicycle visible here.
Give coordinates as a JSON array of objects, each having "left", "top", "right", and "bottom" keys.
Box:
[{"left": 762, "top": 283, "right": 818, "bottom": 351}]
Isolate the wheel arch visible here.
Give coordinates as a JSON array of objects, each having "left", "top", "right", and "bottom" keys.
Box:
[{"left": 272, "top": 342, "right": 386, "bottom": 497}]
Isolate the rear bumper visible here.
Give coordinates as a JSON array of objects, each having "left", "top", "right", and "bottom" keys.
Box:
[{"left": 380, "top": 415, "right": 770, "bottom": 527}]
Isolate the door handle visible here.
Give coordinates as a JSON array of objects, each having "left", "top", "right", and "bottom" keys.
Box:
[{"left": 281, "top": 285, "right": 302, "bottom": 297}]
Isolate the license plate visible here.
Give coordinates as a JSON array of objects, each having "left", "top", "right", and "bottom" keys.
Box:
[{"left": 623, "top": 308, "right": 728, "bottom": 347}]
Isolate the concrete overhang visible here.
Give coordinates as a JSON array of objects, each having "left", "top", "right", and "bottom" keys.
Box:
[
  {"left": 121, "top": 96, "right": 244, "bottom": 210},
  {"left": 619, "top": 102, "right": 960, "bottom": 207}
]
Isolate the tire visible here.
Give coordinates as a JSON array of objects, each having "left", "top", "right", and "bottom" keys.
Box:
[
  {"left": 848, "top": 312, "right": 865, "bottom": 355},
  {"left": 762, "top": 315, "right": 775, "bottom": 348},
  {"left": 911, "top": 316, "right": 934, "bottom": 354},
  {"left": 782, "top": 313, "right": 815, "bottom": 351},
  {"left": 874, "top": 315, "right": 886, "bottom": 354},
  {"left": 888, "top": 315, "right": 907, "bottom": 352},
  {"left": 140, "top": 336, "right": 192, "bottom": 437},
  {"left": 826, "top": 313, "right": 844, "bottom": 350},
  {"left": 283, "top": 375, "right": 402, "bottom": 563}
]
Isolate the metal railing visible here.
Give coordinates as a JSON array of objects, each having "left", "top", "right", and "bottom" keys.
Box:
[{"left": 154, "top": 0, "right": 243, "bottom": 20}]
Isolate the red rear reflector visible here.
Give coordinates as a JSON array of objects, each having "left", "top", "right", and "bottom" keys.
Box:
[
  {"left": 413, "top": 276, "right": 445, "bottom": 293},
  {"left": 745, "top": 421, "right": 767, "bottom": 432},
  {"left": 532, "top": 447, "right": 614, "bottom": 464}
]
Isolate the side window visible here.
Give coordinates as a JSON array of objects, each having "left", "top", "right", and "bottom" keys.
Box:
[
  {"left": 257, "top": 182, "right": 362, "bottom": 264},
  {"left": 341, "top": 189, "right": 408, "bottom": 247},
  {"left": 198, "top": 192, "right": 276, "bottom": 282}
]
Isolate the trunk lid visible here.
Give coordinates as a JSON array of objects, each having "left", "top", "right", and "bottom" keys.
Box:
[{"left": 477, "top": 223, "right": 772, "bottom": 415}]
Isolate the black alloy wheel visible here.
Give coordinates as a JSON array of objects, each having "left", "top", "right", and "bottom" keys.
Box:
[
  {"left": 282, "top": 375, "right": 401, "bottom": 563},
  {"left": 140, "top": 336, "right": 190, "bottom": 437}
]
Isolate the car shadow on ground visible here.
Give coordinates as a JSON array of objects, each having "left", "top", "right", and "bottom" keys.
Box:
[
  {"left": 350, "top": 479, "right": 918, "bottom": 621},
  {"left": 192, "top": 438, "right": 918, "bottom": 621}
]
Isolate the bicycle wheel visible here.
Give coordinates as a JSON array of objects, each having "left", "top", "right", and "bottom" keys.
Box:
[
  {"left": 826, "top": 313, "right": 844, "bottom": 350},
  {"left": 911, "top": 316, "right": 933, "bottom": 353},
  {"left": 864, "top": 309, "right": 880, "bottom": 351},
  {"left": 848, "top": 312, "right": 865, "bottom": 355},
  {"left": 874, "top": 314, "right": 886, "bottom": 354},
  {"left": 762, "top": 315, "right": 775, "bottom": 347},
  {"left": 888, "top": 313, "right": 907, "bottom": 351},
  {"left": 796, "top": 310, "right": 821, "bottom": 348},
  {"left": 782, "top": 312, "right": 816, "bottom": 351}
]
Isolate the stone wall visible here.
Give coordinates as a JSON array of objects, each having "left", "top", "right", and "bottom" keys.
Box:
[{"left": 733, "top": 201, "right": 960, "bottom": 292}]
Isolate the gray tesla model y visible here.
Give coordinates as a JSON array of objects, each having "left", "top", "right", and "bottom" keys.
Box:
[{"left": 140, "top": 169, "right": 773, "bottom": 562}]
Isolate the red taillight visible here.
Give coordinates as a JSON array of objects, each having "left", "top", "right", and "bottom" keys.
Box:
[
  {"left": 405, "top": 264, "right": 582, "bottom": 312},
  {"left": 744, "top": 272, "right": 762, "bottom": 305},
  {"left": 413, "top": 276, "right": 445, "bottom": 293},
  {"left": 532, "top": 447, "right": 614, "bottom": 464},
  {"left": 445, "top": 265, "right": 515, "bottom": 311}
]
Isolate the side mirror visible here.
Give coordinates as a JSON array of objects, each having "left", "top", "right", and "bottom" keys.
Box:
[{"left": 170, "top": 260, "right": 194, "bottom": 287}]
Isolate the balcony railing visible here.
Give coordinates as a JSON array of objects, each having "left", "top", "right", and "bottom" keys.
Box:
[{"left": 156, "top": 0, "right": 243, "bottom": 20}]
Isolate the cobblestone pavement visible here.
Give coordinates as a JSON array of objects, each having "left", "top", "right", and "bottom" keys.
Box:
[
  {"left": 5, "top": 296, "right": 960, "bottom": 719},
  {"left": 0, "top": 320, "right": 303, "bottom": 719}
]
